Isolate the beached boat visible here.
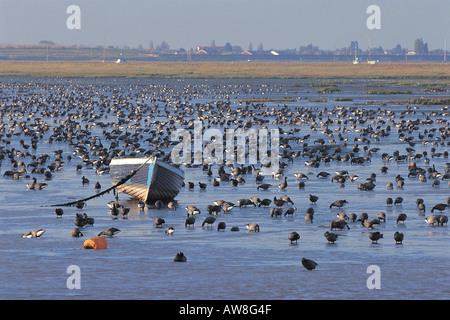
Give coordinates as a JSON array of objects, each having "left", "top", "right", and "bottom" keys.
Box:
[{"left": 109, "top": 157, "right": 184, "bottom": 204}]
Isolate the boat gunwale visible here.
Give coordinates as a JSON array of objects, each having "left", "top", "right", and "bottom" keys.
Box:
[{"left": 110, "top": 157, "right": 184, "bottom": 177}]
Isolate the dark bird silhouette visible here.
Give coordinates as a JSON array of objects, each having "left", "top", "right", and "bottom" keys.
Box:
[
  {"left": 431, "top": 203, "right": 448, "bottom": 213},
  {"left": 394, "top": 231, "right": 404, "bottom": 244},
  {"left": 377, "top": 212, "right": 386, "bottom": 222},
  {"left": 330, "top": 219, "right": 350, "bottom": 230},
  {"left": 270, "top": 207, "right": 283, "bottom": 217},
  {"left": 301, "top": 258, "right": 318, "bottom": 271},
  {"left": 284, "top": 206, "right": 297, "bottom": 216},
  {"left": 396, "top": 213, "right": 407, "bottom": 224},
  {"left": 202, "top": 216, "right": 216, "bottom": 227},
  {"left": 394, "top": 197, "right": 403, "bottom": 205},
  {"left": 185, "top": 216, "right": 195, "bottom": 227},
  {"left": 174, "top": 252, "right": 187, "bottom": 262},
  {"left": 273, "top": 197, "right": 286, "bottom": 207},
  {"left": 258, "top": 198, "right": 271, "bottom": 207},
  {"left": 309, "top": 194, "right": 319, "bottom": 204},
  {"left": 154, "top": 200, "right": 164, "bottom": 210},
  {"left": 98, "top": 227, "right": 120, "bottom": 237},
  {"left": 324, "top": 231, "right": 338, "bottom": 243},
  {"left": 206, "top": 205, "right": 222, "bottom": 215},
  {"left": 288, "top": 231, "right": 300, "bottom": 244},
  {"left": 278, "top": 177, "right": 288, "bottom": 190},
  {"left": 386, "top": 197, "right": 393, "bottom": 206},
  {"left": 257, "top": 183, "right": 271, "bottom": 190},
  {"left": 55, "top": 208, "right": 64, "bottom": 218},
  {"left": 305, "top": 213, "right": 314, "bottom": 223},
  {"left": 369, "top": 232, "right": 383, "bottom": 244},
  {"left": 154, "top": 217, "right": 165, "bottom": 228},
  {"left": 217, "top": 221, "right": 226, "bottom": 231},
  {"left": 329, "top": 199, "right": 348, "bottom": 209}
]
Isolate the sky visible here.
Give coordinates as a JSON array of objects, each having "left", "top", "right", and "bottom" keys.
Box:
[{"left": 0, "top": 0, "right": 448, "bottom": 51}]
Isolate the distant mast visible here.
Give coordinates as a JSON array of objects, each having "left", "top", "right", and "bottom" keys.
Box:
[
  {"left": 445, "top": 38, "right": 447, "bottom": 63},
  {"left": 353, "top": 42, "right": 359, "bottom": 64}
]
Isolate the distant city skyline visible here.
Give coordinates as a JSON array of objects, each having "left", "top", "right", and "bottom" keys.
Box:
[{"left": 0, "top": 0, "right": 448, "bottom": 51}]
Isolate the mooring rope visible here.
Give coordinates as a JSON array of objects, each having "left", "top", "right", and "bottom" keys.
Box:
[{"left": 42, "top": 157, "right": 152, "bottom": 207}]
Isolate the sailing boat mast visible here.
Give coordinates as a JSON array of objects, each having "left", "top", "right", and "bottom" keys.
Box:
[{"left": 444, "top": 37, "right": 447, "bottom": 62}]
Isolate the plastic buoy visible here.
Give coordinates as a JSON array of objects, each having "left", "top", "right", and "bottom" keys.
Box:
[{"left": 83, "top": 236, "right": 108, "bottom": 250}]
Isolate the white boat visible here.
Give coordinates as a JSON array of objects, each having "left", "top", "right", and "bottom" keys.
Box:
[{"left": 109, "top": 156, "right": 184, "bottom": 204}]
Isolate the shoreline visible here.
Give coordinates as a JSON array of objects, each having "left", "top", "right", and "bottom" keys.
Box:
[{"left": 0, "top": 61, "right": 449, "bottom": 79}]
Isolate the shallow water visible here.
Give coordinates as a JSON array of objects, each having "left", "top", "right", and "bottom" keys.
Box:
[{"left": 0, "top": 77, "right": 449, "bottom": 300}]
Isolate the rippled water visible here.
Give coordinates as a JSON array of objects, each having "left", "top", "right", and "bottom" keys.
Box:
[{"left": 0, "top": 77, "right": 449, "bottom": 300}]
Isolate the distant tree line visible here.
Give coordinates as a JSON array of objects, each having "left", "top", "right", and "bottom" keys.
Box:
[{"left": 15, "top": 38, "right": 439, "bottom": 56}]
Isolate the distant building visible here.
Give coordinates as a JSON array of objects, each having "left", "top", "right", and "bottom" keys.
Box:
[{"left": 196, "top": 46, "right": 226, "bottom": 54}]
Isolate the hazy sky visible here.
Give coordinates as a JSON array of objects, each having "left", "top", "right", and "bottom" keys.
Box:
[{"left": 0, "top": 0, "right": 448, "bottom": 50}]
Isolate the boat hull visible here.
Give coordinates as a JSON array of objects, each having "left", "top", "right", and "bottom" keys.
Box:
[{"left": 109, "top": 157, "right": 184, "bottom": 204}]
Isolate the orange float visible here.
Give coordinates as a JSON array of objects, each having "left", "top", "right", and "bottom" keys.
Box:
[{"left": 83, "top": 236, "right": 108, "bottom": 250}]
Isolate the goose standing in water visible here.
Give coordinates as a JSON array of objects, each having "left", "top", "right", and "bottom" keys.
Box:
[
  {"left": 377, "top": 212, "right": 386, "bottom": 222},
  {"left": 273, "top": 197, "right": 286, "bottom": 207},
  {"left": 202, "top": 216, "right": 216, "bottom": 227},
  {"left": 288, "top": 231, "right": 300, "bottom": 244},
  {"left": 55, "top": 208, "right": 64, "bottom": 218},
  {"left": 431, "top": 203, "right": 448, "bottom": 213},
  {"left": 329, "top": 199, "right": 348, "bottom": 209},
  {"left": 270, "top": 207, "right": 283, "bottom": 217},
  {"left": 424, "top": 216, "right": 439, "bottom": 226},
  {"left": 309, "top": 194, "right": 319, "bottom": 204},
  {"left": 98, "top": 227, "right": 120, "bottom": 237},
  {"left": 305, "top": 212, "right": 314, "bottom": 223},
  {"left": 167, "top": 201, "right": 177, "bottom": 210},
  {"left": 185, "top": 216, "right": 195, "bottom": 227},
  {"left": 27, "top": 177, "right": 47, "bottom": 190},
  {"left": 284, "top": 206, "right": 297, "bottom": 216},
  {"left": 396, "top": 213, "right": 407, "bottom": 224},
  {"left": 394, "top": 231, "right": 404, "bottom": 244},
  {"left": 26, "top": 177, "right": 37, "bottom": 190},
  {"left": 324, "top": 231, "right": 338, "bottom": 244},
  {"left": 154, "top": 217, "right": 165, "bottom": 228},
  {"left": 369, "top": 232, "right": 383, "bottom": 243},
  {"left": 185, "top": 205, "right": 201, "bottom": 216},
  {"left": 217, "top": 221, "right": 226, "bottom": 231},
  {"left": 258, "top": 198, "right": 271, "bottom": 207},
  {"left": 257, "top": 183, "right": 271, "bottom": 191},
  {"left": 278, "top": 177, "right": 288, "bottom": 190}
]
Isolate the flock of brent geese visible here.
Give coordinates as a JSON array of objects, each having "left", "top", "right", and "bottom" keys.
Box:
[{"left": 2, "top": 80, "right": 449, "bottom": 270}]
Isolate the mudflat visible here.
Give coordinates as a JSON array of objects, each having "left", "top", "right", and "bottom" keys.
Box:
[{"left": 0, "top": 61, "right": 449, "bottom": 79}]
